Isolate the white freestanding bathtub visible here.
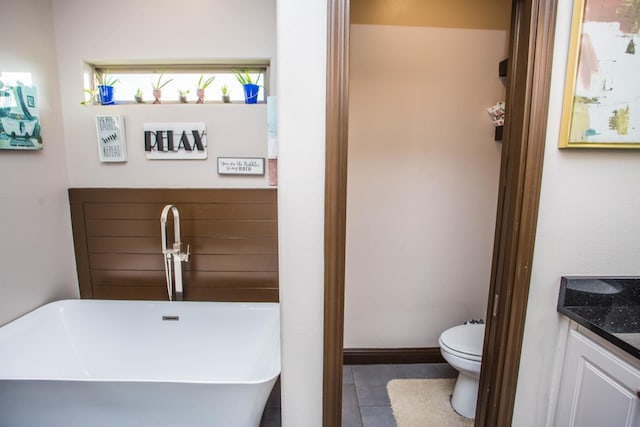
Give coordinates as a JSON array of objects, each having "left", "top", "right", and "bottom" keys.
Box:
[{"left": 0, "top": 299, "right": 280, "bottom": 427}]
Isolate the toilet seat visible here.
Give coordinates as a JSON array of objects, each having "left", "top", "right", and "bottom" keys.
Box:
[{"left": 439, "top": 324, "right": 484, "bottom": 362}]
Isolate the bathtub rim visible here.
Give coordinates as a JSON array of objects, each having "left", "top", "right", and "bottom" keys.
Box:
[
  {"left": 0, "top": 298, "right": 281, "bottom": 385},
  {"left": 3, "top": 298, "right": 281, "bottom": 322}
]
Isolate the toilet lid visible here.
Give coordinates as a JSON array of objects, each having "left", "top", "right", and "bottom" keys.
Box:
[{"left": 439, "top": 324, "right": 485, "bottom": 358}]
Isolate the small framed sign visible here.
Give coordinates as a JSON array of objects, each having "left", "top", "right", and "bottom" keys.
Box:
[
  {"left": 95, "top": 115, "right": 126, "bottom": 162},
  {"left": 217, "top": 157, "right": 265, "bottom": 176}
]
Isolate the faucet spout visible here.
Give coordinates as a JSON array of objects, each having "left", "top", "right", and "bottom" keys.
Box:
[{"left": 160, "top": 205, "right": 189, "bottom": 301}]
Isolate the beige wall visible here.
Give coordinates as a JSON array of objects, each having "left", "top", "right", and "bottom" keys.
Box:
[
  {"left": 513, "top": 1, "right": 640, "bottom": 425},
  {"left": 351, "top": 0, "right": 511, "bottom": 30},
  {"left": 0, "top": 0, "right": 78, "bottom": 325},
  {"left": 52, "top": 0, "right": 276, "bottom": 188},
  {"left": 345, "top": 24, "right": 506, "bottom": 347}
]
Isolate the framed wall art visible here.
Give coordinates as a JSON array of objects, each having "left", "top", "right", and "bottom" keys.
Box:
[
  {"left": 559, "top": 0, "right": 640, "bottom": 149},
  {"left": 0, "top": 78, "right": 42, "bottom": 151}
]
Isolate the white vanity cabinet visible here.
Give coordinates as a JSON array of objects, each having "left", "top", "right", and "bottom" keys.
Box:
[{"left": 554, "top": 327, "right": 640, "bottom": 427}]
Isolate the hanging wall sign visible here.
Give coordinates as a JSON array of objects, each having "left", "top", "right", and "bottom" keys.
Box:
[
  {"left": 95, "top": 115, "right": 126, "bottom": 162},
  {"left": 217, "top": 157, "right": 265, "bottom": 175},
  {"left": 144, "top": 122, "right": 207, "bottom": 159}
]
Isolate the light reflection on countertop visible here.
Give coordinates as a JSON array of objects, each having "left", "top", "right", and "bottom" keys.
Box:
[{"left": 558, "top": 276, "right": 640, "bottom": 360}]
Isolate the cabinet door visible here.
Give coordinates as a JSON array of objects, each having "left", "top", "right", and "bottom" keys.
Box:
[{"left": 555, "top": 329, "right": 640, "bottom": 427}]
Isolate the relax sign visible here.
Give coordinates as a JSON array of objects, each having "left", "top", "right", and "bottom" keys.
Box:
[{"left": 144, "top": 122, "right": 207, "bottom": 159}]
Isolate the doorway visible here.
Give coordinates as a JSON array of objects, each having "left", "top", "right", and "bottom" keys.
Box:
[{"left": 323, "top": 0, "right": 559, "bottom": 425}]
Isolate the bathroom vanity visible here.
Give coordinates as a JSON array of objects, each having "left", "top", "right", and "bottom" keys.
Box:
[{"left": 555, "top": 277, "right": 640, "bottom": 427}]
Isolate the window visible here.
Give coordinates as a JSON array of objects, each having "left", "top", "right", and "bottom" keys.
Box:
[{"left": 86, "top": 63, "right": 269, "bottom": 104}]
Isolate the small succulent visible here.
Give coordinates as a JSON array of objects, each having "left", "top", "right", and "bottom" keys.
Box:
[
  {"left": 134, "top": 88, "right": 144, "bottom": 103},
  {"left": 81, "top": 88, "right": 97, "bottom": 105},
  {"left": 233, "top": 69, "right": 261, "bottom": 86},
  {"left": 197, "top": 75, "right": 215, "bottom": 90},
  {"left": 152, "top": 73, "right": 173, "bottom": 90},
  {"left": 95, "top": 70, "right": 119, "bottom": 86}
]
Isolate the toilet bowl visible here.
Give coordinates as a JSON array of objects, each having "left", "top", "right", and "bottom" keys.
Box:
[{"left": 439, "top": 323, "right": 485, "bottom": 419}]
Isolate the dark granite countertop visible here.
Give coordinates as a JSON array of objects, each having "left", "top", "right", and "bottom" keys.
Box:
[{"left": 558, "top": 276, "right": 640, "bottom": 360}]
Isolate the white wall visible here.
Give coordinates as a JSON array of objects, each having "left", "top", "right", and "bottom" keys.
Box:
[
  {"left": 276, "top": 0, "right": 327, "bottom": 425},
  {"left": 512, "top": 1, "right": 640, "bottom": 425},
  {"left": 345, "top": 24, "right": 505, "bottom": 347},
  {"left": 0, "top": 0, "right": 78, "bottom": 325},
  {"left": 52, "top": 0, "right": 276, "bottom": 188}
]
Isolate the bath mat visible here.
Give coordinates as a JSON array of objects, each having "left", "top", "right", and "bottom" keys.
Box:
[{"left": 387, "top": 379, "right": 474, "bottom": 427}]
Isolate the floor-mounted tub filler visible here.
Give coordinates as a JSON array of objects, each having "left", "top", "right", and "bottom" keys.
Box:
[
  {"left": 0, "top": 299, "right": 280, "bottom": 427},
  {"left": 161, "top": 204, "right": 190, "bottom": 301}
]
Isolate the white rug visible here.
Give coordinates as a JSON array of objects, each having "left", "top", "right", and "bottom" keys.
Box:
[{"left": 387, "top": 379, "right": 474, "bottom": 427}]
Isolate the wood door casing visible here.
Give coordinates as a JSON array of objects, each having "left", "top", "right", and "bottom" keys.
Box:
[{"left": 322, "top": 0, "right": 558, "bottom": 425}]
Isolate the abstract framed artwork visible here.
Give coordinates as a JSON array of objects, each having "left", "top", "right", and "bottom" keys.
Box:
[{"left": 559, "top": 0, "right": 640, "bottom": 148}]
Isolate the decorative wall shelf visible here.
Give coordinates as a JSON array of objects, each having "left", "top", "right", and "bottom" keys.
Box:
[
  {"left": 499, "top": 59, "right": 508, "bottom": 78},
  {"left": 494, "top": 58, "right": 508, "bottom": 141}
]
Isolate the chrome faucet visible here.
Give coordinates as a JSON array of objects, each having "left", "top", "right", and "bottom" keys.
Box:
[{"left": 160, "top": 205, "right": 190, "bottom": 301}]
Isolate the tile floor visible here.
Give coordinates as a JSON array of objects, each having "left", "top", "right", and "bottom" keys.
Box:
[{"left": 260, "top": 363, "right": 457, "bottom": 427}]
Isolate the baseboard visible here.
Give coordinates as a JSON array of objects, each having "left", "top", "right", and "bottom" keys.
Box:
[{"left": 343, "top": 347, "right": 445, "bottom": 365}]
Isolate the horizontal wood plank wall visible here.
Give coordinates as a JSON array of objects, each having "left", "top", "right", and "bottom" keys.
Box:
[{"left": 68, "top": 188, "right": 278, "bottom": 302}]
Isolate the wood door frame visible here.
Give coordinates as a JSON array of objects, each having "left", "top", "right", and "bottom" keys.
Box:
[
  {"left": 323, "top": 0, "right": 557, "bottom": 425},
  {"left": 323, "top": 1, "right": 350, "bottom": 425},
  {"left": 475, "top": 0, "right": 557, "bottom": 424}
]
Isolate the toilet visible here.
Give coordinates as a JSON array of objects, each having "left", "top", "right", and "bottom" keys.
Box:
[{"left": 438, "top": 323, "right": 485, "bottom": 419}]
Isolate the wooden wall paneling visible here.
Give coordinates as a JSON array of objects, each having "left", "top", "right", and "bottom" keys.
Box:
[
  {"left": 68, "top": 188, "right": 278, "bottom": 302},
  {"left": 88, "top": 236, "right": 278, "bottom": 255},
  {"left": 84, "top": 219, "right": 277, "bottom": 238},
  {"left": 90, "top": 270, "right": 278, "bottom": 288},
  {"left": 69, "top": 188, "right": 276, "bottom": 203},
  {"left": 88, "top": 254, "right": 278, "bottom": 271},
  {"left": 69, "top": 195, "right": 93, "bottom": 298},
  {"left": 182, "top": 288, "right": 279, "bottom": 302},
  {"left": 93, "top": 286, "right": 169, "bottom": 301},
  {"left": 83, "top": 202, "right": 277, "bottom": 220}
]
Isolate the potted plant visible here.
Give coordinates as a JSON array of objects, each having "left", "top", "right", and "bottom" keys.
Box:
[
  {"left": 134, "top": 88, "right": 144, "bottom": 103},
  {"left": 221, "top": 84, "right": 231, "bottom": 103},
  {"left": 234, "top": 70, "right": 261, "bottom": 104},
  {"left": 95, "top": 71, "right": 119, "bottom": 105},
  {"left": 196, "top": 74, "right": 215, "bottom": 104},
  {"left": 152, "top": 73, "right": 173, "bottom": 104},
  {"left": 178, "top": 89, "right": 189, "bottom": 103},
  {"left": 81, "top": 88, "right": 98, "bottom": 106}
]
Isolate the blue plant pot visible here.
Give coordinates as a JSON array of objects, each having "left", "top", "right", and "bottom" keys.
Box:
[
  {"left": 243, "top": 84, "right": 259, "bottom": 104},
  {"left": 98, "top": 85, "right": 115, "bottom": 105}
]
